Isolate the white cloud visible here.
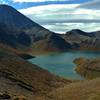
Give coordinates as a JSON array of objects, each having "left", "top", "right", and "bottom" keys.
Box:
[
  {"left": 77, "top": 0, "right": 100, "bottom": 10},
  {"left": 43, "top": 23, "right": 100, "bottom": 33},
  {"left": 19, "top": 4, "right": 79, "bottom": 14},
  {"left": 13, "top": 0, "right": 68, "bottom": 3},
  {"left": 19, "top": 4, "right": 100, "bottom": 33},
  {"left": 0, "top": 0, "right": 8, "bottom": 4}
]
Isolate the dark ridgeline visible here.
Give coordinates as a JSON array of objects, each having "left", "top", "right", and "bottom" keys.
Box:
[{"left": 0, "top": 4, "right": 72, "bottom": 52}]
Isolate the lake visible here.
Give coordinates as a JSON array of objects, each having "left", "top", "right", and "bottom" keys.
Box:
[{"left": 28, "top": 51, "right": 100, "bottom": 80}]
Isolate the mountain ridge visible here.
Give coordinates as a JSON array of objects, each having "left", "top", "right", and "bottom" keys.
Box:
[
  {"left": 62, "top": 29, "right": 100, "bottom": 51},
  {"left": 0, "top": 4, "right": 72, "bottom": 52}
]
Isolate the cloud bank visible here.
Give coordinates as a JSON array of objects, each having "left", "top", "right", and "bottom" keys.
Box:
[
  {"left": 0, "top": 0, "right": 100, "bottom": 33},
  {"left": 19, "top": 3, "right": 100, "bottom": 33}
]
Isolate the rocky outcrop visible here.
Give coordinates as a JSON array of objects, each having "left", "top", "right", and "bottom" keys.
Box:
[
  {"left": 0, "top": 92, "right": 11, "bottom": 99},
  {"left": 74, "top": 58, "right": 100, "bottom": 79},
  {"left": 33, "top": 33, "right": 72, "bottom": 52}
]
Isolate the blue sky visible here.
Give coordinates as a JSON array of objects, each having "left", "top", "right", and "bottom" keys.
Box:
[
  {"left": 0, "top": 0, "right": 100, "bottom": 33},
  {"left": 0, "top": 0, "right": 92, "bottom": 9}
]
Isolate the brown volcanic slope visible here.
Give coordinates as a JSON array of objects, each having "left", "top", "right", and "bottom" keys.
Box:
[
  {"left": 74, "top": 58, "right": 100, "bottom": 79},
  {"left": 0, "top": 44, "right": 71, "bottom": 99}
]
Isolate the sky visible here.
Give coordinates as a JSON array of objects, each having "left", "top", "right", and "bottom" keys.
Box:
[{"left": 0, "top": 0, "right": 100, "bottom": 33}]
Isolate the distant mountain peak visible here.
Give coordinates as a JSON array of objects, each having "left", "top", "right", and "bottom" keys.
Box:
[
  {"left": 0, "top": 4, "right": 17, "bottom": 13},
  {"left": 71, "top": 29, "right": 84, "bottom": 32},
  {"left": 0, "top": 4, "right": 41, "bottom": 30},
  {"left": 66, "top": 29, "right": 86, "bottom": 34},
  {"left": 66, "top": 29, "right": 94, "bottom": 37}
]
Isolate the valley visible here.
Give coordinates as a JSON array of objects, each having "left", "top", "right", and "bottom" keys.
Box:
[{"left": 0, "top": 4, "right": 100, "bottom": 100}]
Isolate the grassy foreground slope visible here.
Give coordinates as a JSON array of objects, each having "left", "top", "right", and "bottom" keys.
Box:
[
  {"left": 0, "top": 44, "right": 100, "bottom": 100},
  {"left": 0, "top": 44, "right": 71, "bottom": 99},
  {"left": 47, "top": 78, "right": 100, "bottom": 100}
]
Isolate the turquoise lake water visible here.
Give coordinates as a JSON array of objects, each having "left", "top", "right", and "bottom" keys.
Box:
[{"left": 29, "top": 51, "right": 100, "bottom": 80}]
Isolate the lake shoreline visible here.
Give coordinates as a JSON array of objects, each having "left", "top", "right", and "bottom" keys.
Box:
[{"left": 28, "top": 51, "right": 100, "bottom": 80}]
